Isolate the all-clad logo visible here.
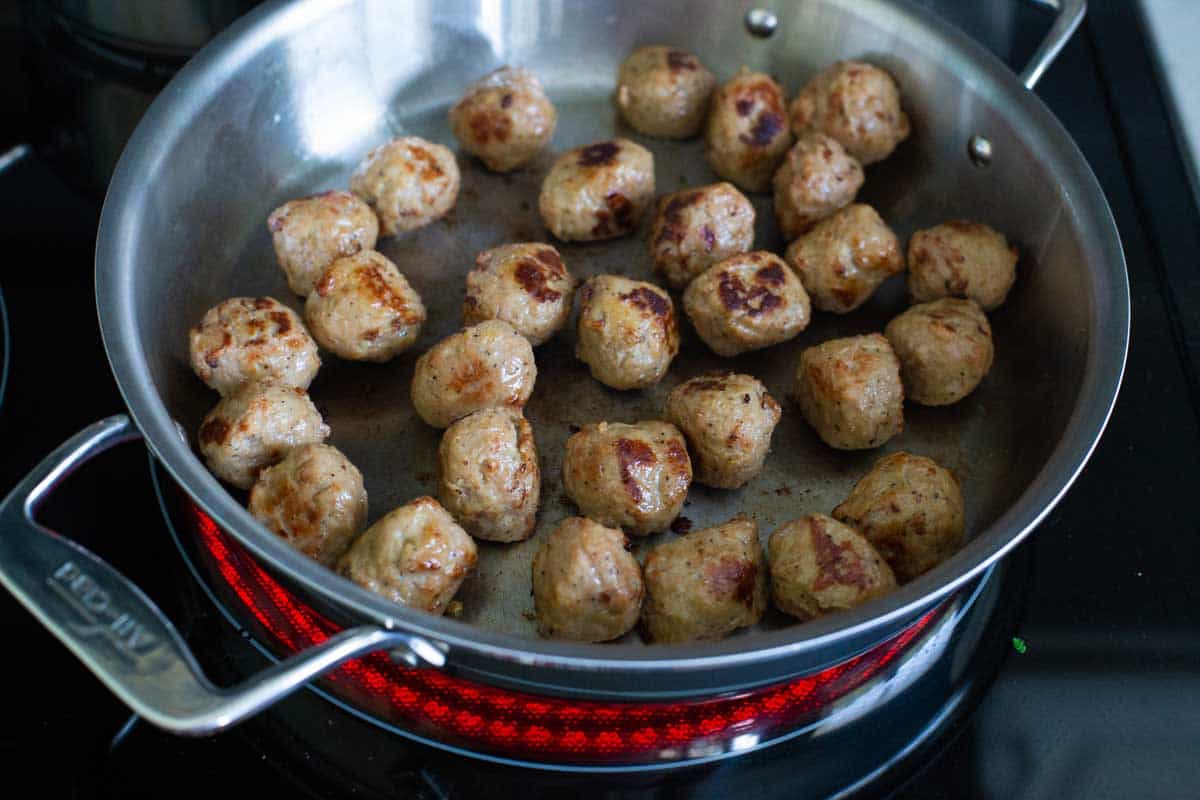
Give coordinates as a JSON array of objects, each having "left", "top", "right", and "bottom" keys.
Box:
[{"left": 47, "top": 561, "right": 162, "bottom": 669}]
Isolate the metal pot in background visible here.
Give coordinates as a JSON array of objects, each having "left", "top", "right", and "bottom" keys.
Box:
[{"left": 19, "top": 0, "right": 259, "bottom": 192}]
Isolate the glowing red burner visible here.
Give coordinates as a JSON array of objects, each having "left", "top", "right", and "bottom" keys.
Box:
[{"left": 186, "top": 503, "right": 940, "bottom": 766}]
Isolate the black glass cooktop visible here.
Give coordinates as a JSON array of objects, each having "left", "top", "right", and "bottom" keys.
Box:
[{"left": 1, "top": 1, "right": 1197, "bottom": 797}]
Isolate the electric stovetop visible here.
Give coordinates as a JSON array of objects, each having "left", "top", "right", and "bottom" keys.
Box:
[{"left": 0, "top": 2, "right": 1197, "bottom": 797}]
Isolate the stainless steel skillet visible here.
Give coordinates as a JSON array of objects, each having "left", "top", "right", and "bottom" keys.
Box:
[{"left": 0, "top": 0, "right": 1126, "bottom": 735}]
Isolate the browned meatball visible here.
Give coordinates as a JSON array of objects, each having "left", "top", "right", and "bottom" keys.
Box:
[
  {"left": 784, "top": 204, "right": 903, "bottom": 314},
  {"left": 647, "top": 182, "right": 756, "bottom": 289},
  {"left": 531, "top": 517, "right": 644, "bottom": 642},
  {"left": 683, "top": 252, "right": 811, "bottom": 357},
  {"left": 562, "top": 421, "right": 691, "bottom": 536},
  {"left": 248, "top": 443, "right": 367, "bottom": 567},
  {"left": 575, "top": 275, "right": 679, "bottom": 390},
  {"left": 349, "top": 137, "right": 460, "bottom": 236},
  {"left": 267, "top": 190, "right": 379, "bottom": 296},
  {"left": 448, "top": 66, "right": 557, "bottom": 172},
  {"left": 338, "top": 497, "right": 477, "bottom": 614},
  {"left": 884, "top": 298, "right": 994, "bottom": 406},
  {"left": 795, "top": 334, "right": 904, "bottom": 450},
  {"left": 198, "top": 382, "right": 330, "bottom": 490},
  {"left": 664, "top": 372, "right": 781, "bottom": 489},
  {"left": 410, "top": 320, "right": 537, "bottom": 429},
  {"left": 463, "top": 243, "right": 573, "bottom": 346},
  {"left": 189, "top": 297, "right": 320, "bottom": 396},
  {"left": 789, "top": 61, "right": 910, "bottom": 165},
  {"left": 615, "top": 45, "right": 716, "bottom": 139},
  {"left": 304, "top": 251, "right": 426, "bottom": 362},
  {"left": 772, "top": 133, "right": 864, "bottom": 240},
  {"left": 767, "top": 514, "right": 896, "bottom": 621},
  {"left": 907, "top": 221, "right": 1018, "bottom": 311},
  {"left": 437, "top": 407, "right": 540, "bottom": 543},
  {"left": 832, "top": 452, "right": 965, "bottom": 582},
  {"left": 641, "top": 517, "right": 767, "bottom": 643},
  {"left": 538, "top": 139, "right": 655, "bottom": 241},
  {"left": 704, "top": 68, "right": 793, "bottom": 193}
]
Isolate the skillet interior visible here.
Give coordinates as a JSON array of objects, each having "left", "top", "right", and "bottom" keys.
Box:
[{"left": 98, "top": 0, "right": 1126, "bottom": 678}]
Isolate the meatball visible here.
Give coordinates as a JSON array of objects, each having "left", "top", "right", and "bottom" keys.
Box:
[
  {"left": 197, "top": 382, "right": 330, "bottom": 490},
  {"left": 641, "top": 517, "right": 767, "bottom": 643},
  {"left": 784, "top": 204, "right": 903, "bottom": 314},
  {"left": 538, "top": 138, "right": 655, "bottom": 241},
  {"left": 795, "top": 333, "right": 904, "bottom": 450},
  {"left": 304, "top": 251, "right": 426, "bottom": 362},
  {"left": 704, "top": 68, "right": 792, "bottom": 193},
  {"left": 338, "top": 496, "right": 477, "bottom": 615},
  {"left": 683, "top": 251, "right": 811, "bottom": 357},
  {"left": 772, "top": 133, "right": 864, "bottom": 240},
  {"left": 789, "top": 60, "right": 910, "bottom": 165},
  {"left": 189, "top": 297, "right": 320, "bottom": 396},
  {"left": 884, "top": 298, "right": 994, "bottom": 406},
  {"left": 562, "top": 421, "right": 691, "bottom": 536},
  {"left": 463, "top": 243, "right": 574, "bottom": 346},
  {"left": 448, "top": 66, "right": 557, "bottom": 173},
  {"left": 615, "top": 45, "right": 716, "bottom": 139},
  {"left": 410, "top": 320, "right": 537, "bottom": 429},
  {"left": 248, "top": 443, "right": 368, "bottom": 567},
  {"left": 575, "top": 275, "right": 679, "bottom": 390},
  {"left": 531, "top": 517, "right": 643, "bottom": 642},
  {"left": 349, "top": 136, "right": 460, "bottom": 236},
  {"left": 437, "top": 407, "right": 540, "bottom": 542},
  {"left": 664, "top": 372, "right": 781, "bottom": 489},
  {"left": 907, "top": 220, "right": 1018, "bottom": 311},
  {"left": 266, "top": 190, "right": 379, "bottom": 296},
  {"left": 648, "top": 182, "right": 756, "bottom": 289},
  {"left": 832, "top": 452, "right": 965, "bottom": 582},
  {"left": 767, "top": 514, "right": 897, "bottom": 621}
]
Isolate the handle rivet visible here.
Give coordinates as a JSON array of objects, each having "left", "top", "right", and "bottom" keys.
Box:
[
  {"left": 968, "top": 135, "right": 993, "bottom": 167},
  {"left": 745, "top": 9, "right": 778, "bottom": 38}
]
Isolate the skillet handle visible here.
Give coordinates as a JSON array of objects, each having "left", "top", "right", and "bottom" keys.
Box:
[
  {"left": 0, "top": 415, "right": 444, "bottom": 736},
  {"left": 1020, "top": 0, "right": 1086, "bottom": 90}
]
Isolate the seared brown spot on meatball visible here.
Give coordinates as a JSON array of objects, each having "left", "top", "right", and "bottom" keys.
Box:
[
  {"left": 360, "top": 266, "right": 425, "bottom": 324},
  {"left": 708, "top": 557, "right": 758, "bottom": 607},
  {"left": 198, "top": 417, "right": 231, "bottom": 445},
  {"left": 741, "top": 111, "right": 785, "bottom": 147},
  {"left": 578, "top": 141, "right": 620, "bottom": 167},
  {"left": 410, "top": 146, "right": 446, "bottom": 181},
  {"left": 735, "top": 99, "right": 754, "bottom": 116},
  {"left": 810, "top": 518, "right": 868, "bottom": 591},
  {"left": 667, "top": 50, "right": 697, "bottom": 70},
  {"left": 533, "top": 247, "right": 567, "bottom": 278},
  {"left": 268, "top": 311, "right": 293, "bottom": 334},
  {"left": 717, "top": 271, "right": 783, "bottom": 316},
  {"left": 253, "top": 298, "right": 275, "bottom": 310},
  {"left": 620, "top": 286, "right": 670, "bottom": 318},
  {"left": 500, "top": 93, "right": 513, "bottom": 109},
  {"left": 943, "top": 219, "right": 985, "bottom": 234},
  {"left": 655, "top": 190, "right": 704, "bottom": 245},
  {"left": 701, "top": 225, "right": 716, "bottom": 251},
  {"left": 665, "top": 440, "right": 689, "bottom": 470},
  {"left": 268, "top": 215, "right": 286, "bottom": 232},
  {"left": 467, "top": 110, "right": 513, "bottom": 145},
  {"left": 514, "top": 260, "right": 563, "bottom": 303},
  {"left": 315, "top": 271, "right": 335, "bottom": 298},
  {"left": 682, "top": 377, "right": 729, "bottom": 393},
  {"left": 756, "top": 264, "right": 785, "bottom": 285},
  {"left": 447, "top": 359, "right": 490, "bottom": 396},
  {"left": 615, "top": 437, "right": 656, "bottom": 504}
]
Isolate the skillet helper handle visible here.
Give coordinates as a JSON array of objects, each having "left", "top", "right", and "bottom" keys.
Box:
[
  {"left": 1020, "top": 0, "right": 1086, "bottom": 90},
  {"left": 0, "top": 415, "right": 445, "bottom": 736}
]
